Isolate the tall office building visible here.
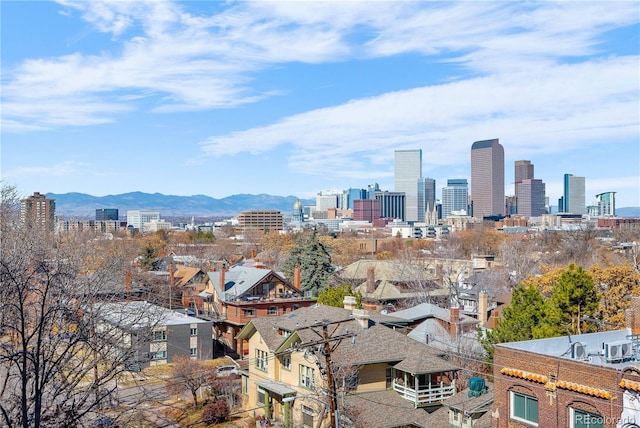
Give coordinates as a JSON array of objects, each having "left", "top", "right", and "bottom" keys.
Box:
[
  {"left": 516, "top": 179, "right": 546, "bottom": 217},
  {"left": 514, "top": 160, "right": 534, "bottom": 195},
  {"left": 562, "top": 174, "right": 586, "bottom": 215},
  {"left": 419, "top": 177, "right": 436, "bottom": 213},
  {"left": 346, "top": 188, "right": 367, "bottom": 210},
  {"left": 353, "top": 199, "right": 381, "bottom": 222},
  {"left": 441, "top": 179, "right": 469, "bottom": 218},
  {"left": 394, "top": 149, "right": 422, "bottom": 222},
  {"left": 20, "top": 192, "right": 56, "bottom": 231},
  {"left": 96, "top": 208, "right": 119, "bottom": 221},
  {"left": 375, "top": 191, "right": 405, "bottom": 221},
  {"left": 471, "top": 139, "right": 505, "bottom": 218},
  {"left": 595, "top": 192, "right": 616, "bottom": 217}
]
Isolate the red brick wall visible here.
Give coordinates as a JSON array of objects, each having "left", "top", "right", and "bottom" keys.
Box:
[{"left": 493, "top": 346, "right": 624, "bottom": 428}]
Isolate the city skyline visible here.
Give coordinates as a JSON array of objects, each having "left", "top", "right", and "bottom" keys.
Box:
[{"left": 2, "top": 1, "right": 639, "bottom": 208}]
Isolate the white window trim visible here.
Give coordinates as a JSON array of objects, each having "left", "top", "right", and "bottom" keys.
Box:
[{"left": 510, "top": 391, "right": 538, "bottom": 426}]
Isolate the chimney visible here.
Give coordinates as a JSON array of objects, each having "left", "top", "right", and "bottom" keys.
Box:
[
  {"left": 352, "top": 309, "right": 370, "bottom": 329},
  {"left": 294, "top": 267, "right": 301, "bottom": 290},
  {"left": 219, "top": 268, "right": 226, "bottom": 292},
  {"left": 449, "top": 306, "right": 460, "bottom": 338},
  {"left": 124, "top": 271, "right": 132, "bottom": 291},
  {"left": 169, "top": 263, "right": 175, "bottom": 285},
  {"left": 251, "top": 249, "right": 256, "bottom": 259},
  {"left": 366, "top": 266, "right": 376, "bottom": 294},
  {"left": 478, "top": 290, "right": 488, "bottom": 326},
  {"left": 627, "top": 297, "right": 640, "bottom": 334},
  {"left": 343, "top": 295, "right": 357, "bottom": 311}
]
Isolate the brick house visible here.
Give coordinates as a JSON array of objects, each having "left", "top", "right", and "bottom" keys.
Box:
[
  {"left": 200, "top": 264, "right": 315, "bottom": 356},
  {"left": 491, "top": 297, "right": 640, "bottom": 427}
]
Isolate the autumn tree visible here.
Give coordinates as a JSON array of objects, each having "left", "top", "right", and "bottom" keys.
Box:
[
  {"left": 318, "top": 285, "right": 362, "bottom": 308},
  {"left": 551, "top": 264, "right": 599, "bottom": 334},
  {"left": 165, "top": 356, "right": 212, "bottom": 407},
  {"left": 590, "top": 263, "right": 640, "bottom": 329},
  {"left": 258, "top": 230, "right": 297, "bottom": 270},
  {"left": 283, "top": 227, "right": 334, "bottom": 295}
]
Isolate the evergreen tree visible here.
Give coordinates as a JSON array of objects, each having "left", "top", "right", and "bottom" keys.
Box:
[
  {"left": 551, "top": 263, "right": 599, "bottom": 334},
  {"left": 479, "top": 284, "right": 562, "bottom": 360},
  {"left": 284, "top": 227, "right": 334, "bottom": 295}
]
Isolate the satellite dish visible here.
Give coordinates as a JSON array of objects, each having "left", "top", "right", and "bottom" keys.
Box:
[{"left": 381, "top": 309, "right": 388, "bottom": 315}]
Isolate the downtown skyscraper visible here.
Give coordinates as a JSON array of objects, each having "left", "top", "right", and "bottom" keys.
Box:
[
  {"left": 470, "top": 139, "right": 505, "bottom": 219},
  {"left": 561, "top": 173, "right": 586, "bottom": 214},
  {"left": 394, "top": 149, "right": 422, "bottom": 222}
]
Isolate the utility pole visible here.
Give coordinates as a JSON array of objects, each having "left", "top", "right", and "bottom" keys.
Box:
[{"left": 296, "top": 319, "right": 354, "bottom": 428}]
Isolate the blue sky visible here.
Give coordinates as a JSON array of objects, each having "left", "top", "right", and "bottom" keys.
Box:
[{"left": 2, "top": 1, "right": 639, "bottom": 208}]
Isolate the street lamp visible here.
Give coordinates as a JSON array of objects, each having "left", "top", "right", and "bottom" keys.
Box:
[{"left": 282, "top": 395, "right": 339, "bottom": 428}]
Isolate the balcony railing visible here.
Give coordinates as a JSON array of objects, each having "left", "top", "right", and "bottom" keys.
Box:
[{"left": 393, "top": 380, "right": 456, "bottom": 407}]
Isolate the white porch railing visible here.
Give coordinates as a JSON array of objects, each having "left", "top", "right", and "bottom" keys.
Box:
[{"left": 393, "top": 380, "right": 456, "bottom": 407}]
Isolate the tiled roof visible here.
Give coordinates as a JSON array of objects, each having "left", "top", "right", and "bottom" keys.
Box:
[{"left": 173, "top": 266, "right": 202, "bottom": 286}]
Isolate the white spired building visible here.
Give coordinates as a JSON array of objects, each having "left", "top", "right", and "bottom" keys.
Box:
[{"left": 126, "top": 210, "right": 161, "bottom": 231}]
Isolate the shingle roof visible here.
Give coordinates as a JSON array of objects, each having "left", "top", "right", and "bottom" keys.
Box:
[
  {"left": 343, "top": 390, "right": 431, "bottom": 428},
  {"left": 207, "top": 266, "right": 287, "bottom": 301}
]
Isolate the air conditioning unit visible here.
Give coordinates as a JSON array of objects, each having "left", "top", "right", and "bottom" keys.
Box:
[
  {"left": 604, "top": 341, "right": 633, "bottom": 363},
  {"left": 571, "top": 342, "right": 588, "bottom": 360}
]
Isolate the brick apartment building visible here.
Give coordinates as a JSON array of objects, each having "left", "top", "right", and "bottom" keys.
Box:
[{"left": 492, "top": 298, "right": 640, "bottom": 428}]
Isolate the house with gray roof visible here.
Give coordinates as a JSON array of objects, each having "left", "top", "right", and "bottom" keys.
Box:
[
  {"left": 235, "top": 301, "right": 461, "bottom": 428},
  {"left": 200, "top": 263, "right": 315, "bottom": 357}
]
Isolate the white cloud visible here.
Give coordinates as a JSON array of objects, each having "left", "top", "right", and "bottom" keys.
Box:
[
  {"left": 3, "top": 1, "right": 637, "bottom": 131},
  {"left": 199, "top": 56, "right": 639, "bottom": 180}
]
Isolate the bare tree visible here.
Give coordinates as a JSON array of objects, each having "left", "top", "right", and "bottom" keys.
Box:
[
  {"left": 0, "top": 184, "right": 162, "bottom": 428},
  {"left": 165, "top": 356, "right": 212, "bottom": 406}
]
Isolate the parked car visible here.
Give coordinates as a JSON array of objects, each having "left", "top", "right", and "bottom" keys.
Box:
[{"left": 215, "top": 364, "right": 239, "bottom": 377}]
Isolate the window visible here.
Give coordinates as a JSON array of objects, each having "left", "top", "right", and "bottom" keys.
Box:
[
  {"left": 292, "top": 304, "right": 301, "bottom": 311},
  {"left": 281, "top": 354, "right": 291, "bottom": 370},
  {"left": 190, "top": 348, "right": 197, "bottom": 356},
  {"left": 268, "top": 306, "right": 278, "bottom": 315},
  {"left": 257, "top": 387, "right": 265, "bottom": 405},
  {"left": 302, "top": 405, "right": 314, "bottom": 428},
  {"left": 190, "top": 327, "right": 198, "bottom": 336},
  {"left": 571, "top": 408, "right": 604, "bottom": 428},
  {"left": 510, "top": 391, "right": 538, "bottom": 425},
  {"left": 152, "top": 330, "right": 166, "bottom": 341},
  {"left": 243, "top": 308, "right": 256, "bottom": 317},
  {"left": 256, "top": 349, "right": 268, "bottom": 371},
  {"left": 386, "top": 367, "right": 393, "bottom": 388},
  {"left": 299, "top": 365, "right": 315, "bottom": 389},
  {"left": 150, "top": 350, "right": 167, "bottom": 360}
]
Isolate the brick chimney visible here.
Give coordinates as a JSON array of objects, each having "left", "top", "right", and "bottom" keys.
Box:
[
  {"left": 124, "top": 271, "right": 132, "bottom": 291},
  {"left": 478, "top": 290, "right": 488, "bottom": 325},
  {"left": 449, "top": 306, "right": 460, "bottom": 338},
  {"left": 626, "top": 296, "right": 640, "bottom": 334},
  {"left": 251, "top": 249, "right": 256, "bottom": 259},
  {"left": 219, "top": 268, "right": 226, "bottom": 292},
  {"left": 366, "top": 266, "right": 376, "bottom": 294},
  {"left": 343, "top": 295, "right": 357, "bottom": 311},
  {"left": 294, "top": 267, "right": 301, "bottom": 290}
]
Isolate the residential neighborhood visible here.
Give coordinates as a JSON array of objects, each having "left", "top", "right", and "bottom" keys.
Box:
[{"left": 4, "top": 182, "right": 640, "bottom": 428}]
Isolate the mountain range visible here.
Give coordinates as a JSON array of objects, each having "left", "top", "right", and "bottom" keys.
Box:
[
  {"left": 48, "top": 192, "right": 315, "bottom": 218},
  {"left": 48, "top": 192, "right": 640, "bottom": 219}
]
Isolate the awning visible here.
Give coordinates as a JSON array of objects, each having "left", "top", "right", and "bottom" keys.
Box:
[
  {"left": 256, "top": 381, "right": 298, "bottom": 397},
  {"left": 198, "top": 291, "right": 212, "bottom": 298}
]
